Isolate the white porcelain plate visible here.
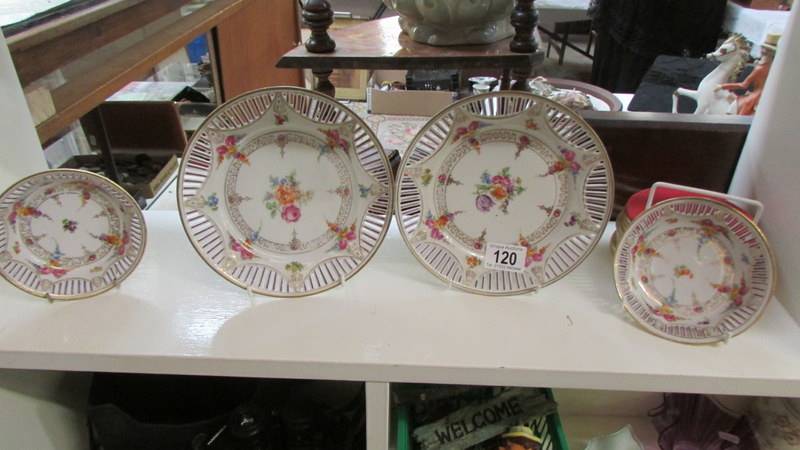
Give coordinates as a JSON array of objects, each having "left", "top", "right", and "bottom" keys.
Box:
[
  {"left": 396, "top": 92, "right": 614, "bottom": 295},
  {"left": 614, "top": 197, "right": 776, "bottom": 343},
  {"left": 0, "top": 169, "right": 146, "bottom": 300},
  {"left": 178, "top": 87, "right": 393, "bottom": 297}
]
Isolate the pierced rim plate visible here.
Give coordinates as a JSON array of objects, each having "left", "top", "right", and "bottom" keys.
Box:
[
  {"left": 0, "top": 169, "right": 146, "bottom": 300},
  {"left": 178, "top": 87, "right": 393, "bottom": 297},
  {"left": 395, "top": 92, "right": 614, "bottom": 295},
  {"left": 613, "top": 197, "right": 776, "bottom": 344}
]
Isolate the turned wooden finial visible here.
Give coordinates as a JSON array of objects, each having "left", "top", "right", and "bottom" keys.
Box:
[
  {"left": 302, "top": 0, "right": 336, "bottom": 53},
  {"left": 510, "top": 0, "right": 539, "bottom": 53}
]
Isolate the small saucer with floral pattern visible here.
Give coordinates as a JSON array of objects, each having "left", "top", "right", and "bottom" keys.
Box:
[
  {"left": 0, "top": 169, "right": 146, "bottom": 300},
  {"left": 614, "top": 197, "right": 775, "bottom": 343}
]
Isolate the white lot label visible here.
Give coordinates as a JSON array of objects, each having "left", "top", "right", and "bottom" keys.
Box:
[{"left": 483, "top": 242, "right": 526, "bottom": 272}]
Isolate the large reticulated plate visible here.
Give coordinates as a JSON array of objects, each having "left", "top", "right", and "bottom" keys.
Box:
[
  {"left": 396, "top": 92, "right": 614, "bottom": 295},
  {"left": 0, "top": 169, "right": 146, "bottom": 300},
  {"left": 614, "top": 197, "right": 776, "bottom": 344},
  {"left": 178, "top": 87, "right": 393, "bottom": 297}
]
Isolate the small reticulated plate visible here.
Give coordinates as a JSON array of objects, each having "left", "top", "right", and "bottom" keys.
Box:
[
  {"left": 395, "top": 92, "right": 614, "bottom": 295},
  {"left": 614, "top": 197, "right": 776, "bottom": 344},
  {"left": 0, "top": 169, "right": 146, "bottom": 300},
  {"left": 178, "top": 87, "right": 393, "bottom": 297}
]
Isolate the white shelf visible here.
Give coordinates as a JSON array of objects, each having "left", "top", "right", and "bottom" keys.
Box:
[
  {"left": 0, "top": 211, "right": 798, "bottom": 396},
  {"left": 143, "top": 170, "right": 177, "bottom": 211}
]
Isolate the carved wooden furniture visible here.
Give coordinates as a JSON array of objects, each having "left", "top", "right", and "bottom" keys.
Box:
[
  {"left": 300, "top": 0, "right": 541, "bottom": 52},
  {"left": 510, "top": 0, "right": 540, "bottom": 53},
  {"left": 301, "top": 0, "right": 336, "bottom": 53},
  {"left": 277, "top": 16, "right": 543, "bottom": 96}
]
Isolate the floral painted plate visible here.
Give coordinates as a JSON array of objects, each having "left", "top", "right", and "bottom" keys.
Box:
[
  {"left": 178, "top": 87, "right": 393, "bottom": 297},
  {"left": 395, "top": 92, "right": 614, "bottom": 295},
  {"left": 0, "top": 169, "right": 146, "bottom": 300},
  {"left": 614, "top": 197, "right": 776, "bottom": 344}
]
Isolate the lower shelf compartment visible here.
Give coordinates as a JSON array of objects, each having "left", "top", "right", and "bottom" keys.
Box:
[
  {"left": 0, "top": 369, "right": 794, "bottom": 450},
  {"left": 391, "top": 384, "right": 566, "bottom": 450},
  {"left": 0, "top": 369, "right": 366, "bottom": 450},
  {"left": 388, "top": 385, "right": 773, "bottom": 450}
]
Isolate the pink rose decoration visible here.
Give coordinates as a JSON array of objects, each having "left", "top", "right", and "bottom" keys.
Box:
[
  {"left": 338, "top": 240, "right": 348, "bottom": 250},
  {"left": 491, "top": 175, "right": 512, "bottom": 189},
  {"left": 281, "top": 204, "right": 301, "bottom": 223}
]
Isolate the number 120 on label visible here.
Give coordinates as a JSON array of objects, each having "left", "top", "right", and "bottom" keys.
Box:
[{"left": 483, "top": 242, "right": 526, "bottom": 272}]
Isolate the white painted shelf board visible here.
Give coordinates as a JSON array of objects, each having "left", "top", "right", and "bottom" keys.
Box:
[
  {"left": 0, "top": 211, "right": 798, "bottom": 396},
  {"left": 143, "top": 170, "right": 177, "bottom": 211}
]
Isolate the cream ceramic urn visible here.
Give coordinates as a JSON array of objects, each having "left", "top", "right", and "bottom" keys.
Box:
[{"left": 383, "top": 0, "right": 515, "bottom": 46}]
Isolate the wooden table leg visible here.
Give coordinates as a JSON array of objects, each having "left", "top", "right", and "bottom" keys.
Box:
[
  {"left": 510, "top": 0, "right": 539, "bottom": 53},
  {"left": 302, "top": 0, "right": 336, "bottom": 53},
  {"left": 500, "top": 68, "right": 511, "bottom": 90},
  {"left": 512, "top": 66, "right": 532, "bottom": 90},
  {"left": 312, "top": 69, "right": 335, "bottom": 97}
]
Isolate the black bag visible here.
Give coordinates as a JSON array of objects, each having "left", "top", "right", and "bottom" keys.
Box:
[{"left": 88, "top": 373, "right": 258, "bottom": 450}]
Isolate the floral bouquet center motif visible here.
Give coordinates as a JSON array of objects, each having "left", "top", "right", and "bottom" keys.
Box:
[
  {"left": 474, "top": 167, "right": 525, "bottom": 214},
  {"left": 264, "top": 171, "right": 313, "bottom": 223}
]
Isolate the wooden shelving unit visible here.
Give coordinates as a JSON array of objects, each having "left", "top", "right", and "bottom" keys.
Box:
[{"left": 8, "top": 0, "right": 247, "bottom": 144}]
